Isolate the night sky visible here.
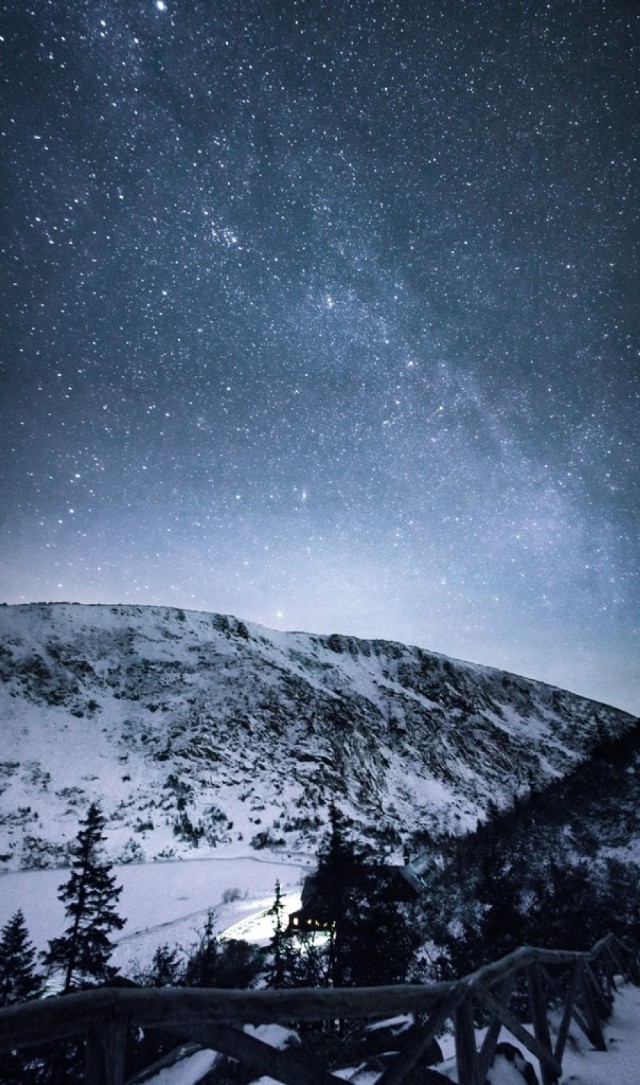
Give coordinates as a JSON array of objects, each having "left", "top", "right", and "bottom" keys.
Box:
[{"left": 1, "top": 1, "right": 638, "bottom": 714}]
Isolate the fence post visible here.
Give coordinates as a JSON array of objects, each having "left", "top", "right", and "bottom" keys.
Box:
[
  {"left": 454, "top": 998, "right": 480, "bottom": 1085},
  {"left": 476, "top": 974, "right": 516, "bottom": 1083},
  {"left": 526, "top": 961, "right": 557, "bottom": 1085},
  {"left": 584, "top": 961, "right": 613, "bottom": 1020},
  {"left": 599, "top": 949, "right": 618, "bottom": 994},
  {"left": 577, "top": 962, "right": 607, "bottom": 1052},
  {"left": 619, "top": 939, "right": 640, "bottom": 985},
  {"left": 553, "top": 959, "right": 581, "bottom": 1065},
  {"left": 377, "top": 984, "right": 466, "bottom": 1085},
  {"left": 84, "top": 1016, "right": 127, "bottom": 1085}
]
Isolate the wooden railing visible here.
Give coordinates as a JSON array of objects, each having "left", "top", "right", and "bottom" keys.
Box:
[{"left": 0, "top": 933, "right": 637, "bottom": 1085}]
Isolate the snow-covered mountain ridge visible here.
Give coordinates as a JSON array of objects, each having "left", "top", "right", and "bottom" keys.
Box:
[{"left": 0, "top": 602, "right": 636, "bottom": 871}]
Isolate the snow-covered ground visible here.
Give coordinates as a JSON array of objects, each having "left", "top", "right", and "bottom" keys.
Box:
[
  {"left": 137, "top": 984, "right": 640, "bottom": 1085},
  {"left": 0, "top": 853, "right": 310, "bottom": 970},
  {"left": 436, "top": 982, "right": 640, "bottom": 1083},
  {"left": 558, "top": 983, "right": 640, "bottom": 1083}
]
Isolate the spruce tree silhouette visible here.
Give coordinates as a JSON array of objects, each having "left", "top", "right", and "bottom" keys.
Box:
[
  {"left": 0, "top": 909, "right": 41, "bottom": 1006},
  {"left": 44, "top": 802, "right": 125, "bottom": 992}
]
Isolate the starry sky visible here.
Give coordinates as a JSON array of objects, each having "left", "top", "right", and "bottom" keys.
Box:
[{"left": 1, "top": 1, "right": 638, "bottom": 714}]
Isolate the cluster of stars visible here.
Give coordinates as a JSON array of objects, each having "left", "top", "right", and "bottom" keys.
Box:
[{"left": 0, "top": 0, "right": 638, "bottom": 713}]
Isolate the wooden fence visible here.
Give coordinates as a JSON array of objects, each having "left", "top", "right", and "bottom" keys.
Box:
[{"left": 0, "top": 932, "right": 637, "bottom": 1085}]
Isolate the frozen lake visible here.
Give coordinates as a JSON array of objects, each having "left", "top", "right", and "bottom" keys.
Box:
[{"left": 0, "top": 853, "right": 311, "bottom": 970}]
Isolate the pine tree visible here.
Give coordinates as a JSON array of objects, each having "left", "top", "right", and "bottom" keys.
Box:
[
  {"left": 183, "top": 910, "right": 261, "bottom": 988},
  {"left": 265, "top": 880, "right": 287, "bottom": 988},
  {"left": 44, "top": 801, "right": 125, "bottom": 992},
  {"left": 147, "top": 943, "right": 184, "bottom": 987},
  {"left": 313, "top": 804, "right": 368, "bottom": 986},
  {"left": 0, "top": 909, "right": 41, "bottom": 1006},
  {"left": 310, "top": 805, "right": 420, "bottom": 987},
  {"left": 265, "top": 880, "right": 296, "bottom": 989},
  {"left": 183, "top": 910, "right": 219, "bottom": 987}
]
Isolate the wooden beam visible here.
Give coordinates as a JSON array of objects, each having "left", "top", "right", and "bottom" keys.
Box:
[
  {"left": 0, "top": 931, "right": 635, "bottom": 1077},
  {"left": 476, "top": 974, "right": 516, "bottom": 1083},
  {"left": 577, "top": 965, "right": 607, "bottom": 1052},
  {"left": 553, "top": 960, "right": 581, "bottom": 1065},
  {"left": 602, "top": 943, "right": 623, "bottom": 988},
  {"left": 0, "top": 936, "right": 624, "bottom": 1057},
  {"left": 376, "top": 984, "right": 467, "bottom": 1085},
  {"left": 161, "top": 1021, "right": 341, "bottom": 1085},
  {"left": 473, "top": 982, "right": 562, "bottom": 1080},
  {"left": 592, "top": 934, "right": 620, "bottom": 992},
  {"left": 584, "top": 961, "right": 612, "bottom": 1020},
  {"left": 474, "top": 946, "right": 583, "bottom": 991},
  {"left": 535, "top": 957, "right": 596, "bottom": 1061},
  {"left": 0, "top": 990, "right": 120, "bottom": 1051},
  {"left": 84, "top": 1016, "right": 127, "bottom": 1085},
  {"left": 617, "top": 938, "right": 640, "bottom": 984},
  {"left": 0, "top": 982, "right": 454, "bottom": 1051},
  {"left": 125, "top": 1044, "right": 206, "bottom": 1085},
  {"left": 526, "top": 962, "right": 556, "bottom": 1085},
  {"left": 568, "top": 1000, "right": 598, "bottom": 1048},
  {"left": 588, "top": 934, "right": 616, "bottom": 961},
  {"left": 454, "top": 1000, "right": 479, "bottom": 1085}
]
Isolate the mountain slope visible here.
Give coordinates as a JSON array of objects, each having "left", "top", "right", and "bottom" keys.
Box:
[{"left": 0, "top": 602, "right": 636, "bottom": 871}]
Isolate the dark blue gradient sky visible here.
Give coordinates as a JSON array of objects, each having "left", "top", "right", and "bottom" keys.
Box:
[{"left": 1, "top": 1, "right": 638, "bottom": 712}]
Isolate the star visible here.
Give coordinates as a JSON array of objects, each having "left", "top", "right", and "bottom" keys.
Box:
[{"left": 0, "top": 0, "right": 637, "bottom": 714}]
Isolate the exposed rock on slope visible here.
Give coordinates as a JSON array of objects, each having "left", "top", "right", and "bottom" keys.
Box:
[{"left": 0, "top": 603, "right": 635, "bottom": 870}]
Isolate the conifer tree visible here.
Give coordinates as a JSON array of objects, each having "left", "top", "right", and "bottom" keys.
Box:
[
  {"left": 183, "top": 910, "right": 261, "bottom": 989},
  {"left": 266, "top": 880, "right": 286, "bottom": 988},
  {"left": 183, "top": 910, "right": 219, "bottom": 987},
  {"left": 311, "top": 805, "right": 419, "bottom": 987},
  {"left": 147, "top": 943, "right": 184, "bottom": 987},
  {"left": 44, "top": 801, "right": 125, "bottom": 991},
  {"left": 0, "top": 909, "right": 41, "bottom": 1006},
  {"left": 313, "top": 804, "right": 369, "bottom": 986},
  {"left": 265, "top": 880, "right": 295, "bottom": 988}
]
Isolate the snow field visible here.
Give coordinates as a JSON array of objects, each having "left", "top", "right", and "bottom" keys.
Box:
[{"left": 0, "top": 854, "right": 309, "bottom": 970}]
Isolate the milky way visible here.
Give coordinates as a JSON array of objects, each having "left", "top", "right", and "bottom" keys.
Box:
[{"left": 1, "top": 1, "right": 638, "bottom": 712}]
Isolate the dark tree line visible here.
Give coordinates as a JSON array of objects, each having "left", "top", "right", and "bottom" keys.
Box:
[{"left": 418, "top": 751, "right": 640, "bottom": 979}]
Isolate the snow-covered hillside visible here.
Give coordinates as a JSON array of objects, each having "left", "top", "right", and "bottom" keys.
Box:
[{"left": 0, "top": 602, "right": 636, "bottom": 872}]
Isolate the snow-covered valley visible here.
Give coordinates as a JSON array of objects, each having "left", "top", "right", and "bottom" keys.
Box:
[{"left": 0, "top": 853, "right": 308, "bottom": 973}]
